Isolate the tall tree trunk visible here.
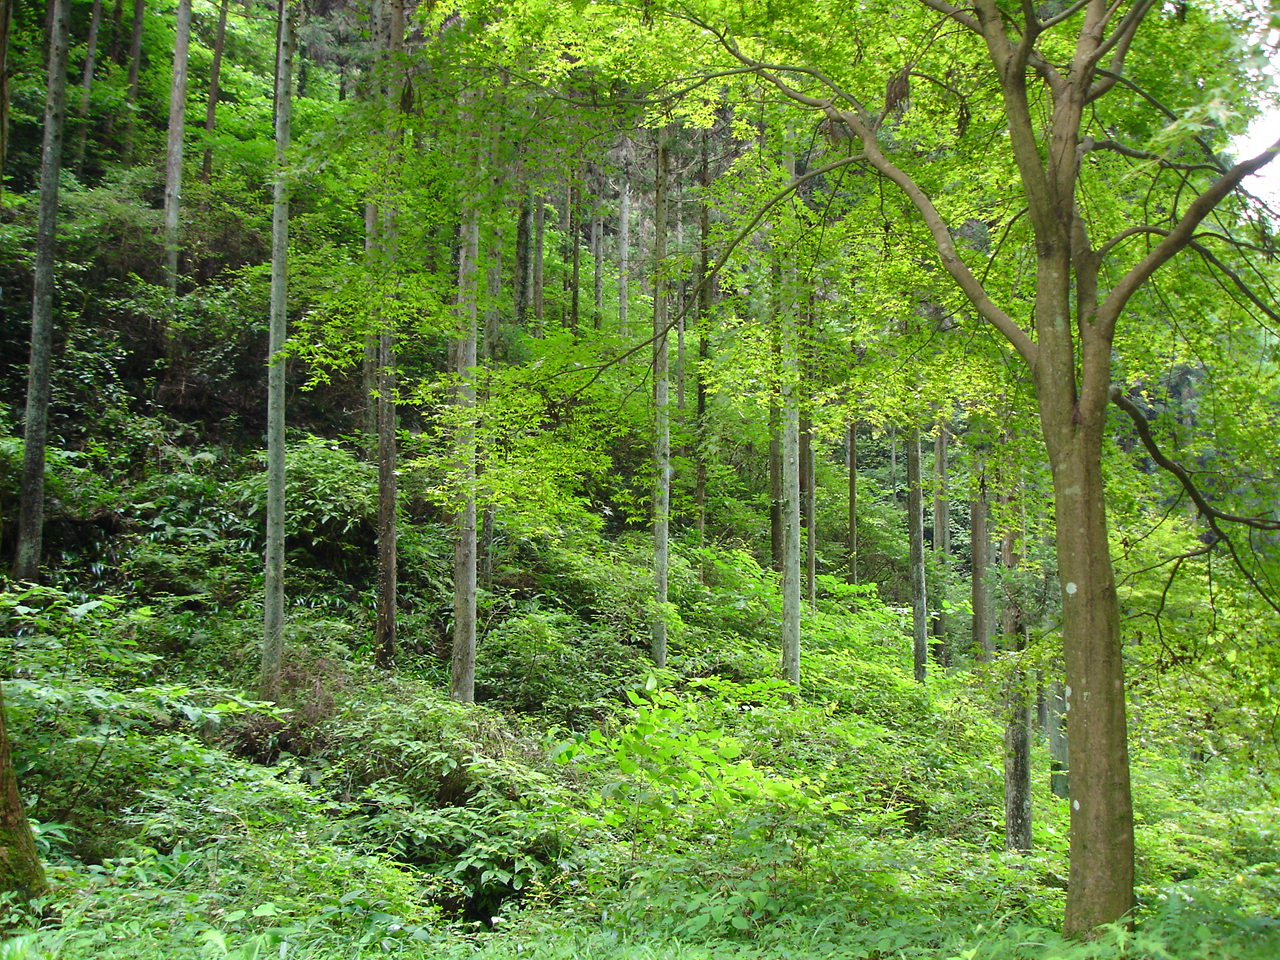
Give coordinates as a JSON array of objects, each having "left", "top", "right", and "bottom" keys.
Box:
[
  {"left": 119, "top": 0, "right": 144, "bottom": 160},
  {"left": 532, "top": 196, "right": 545, "bottom": 336},
  {"left": 846, "top": 419, "right": 857, "bottom": 582},
  {"left": 14, "top": 0, "right": 70, "bottom": 582},
  {"left": 107, "top": 0, "right": 124, "bottom": 63},
  {"left": 768, "top": 402, "right": 782, "bottom": 570},
  {"left": 1048, "top": 679, "right": 1070, "bottom": 799},
  {"left": 451, "top": 211, "right": 480, "bottom": 703},
  {"left": 650, "top": 135, "right": 670, "bottom": 668},
  {"left": 0, "top": 0, "right": 12, "bottom": 196},
  {"left": 1001, "top": 482, "right": 1032, "bottom": 853},
  {"left": 199, "top": 0, "right": 231, "bottom": 182},
  {"left": 0, "top": 683, "right": 47, "bottom": 900},
  {"left": 779, "top": 299, "right": 801, "bottom": 685},
  {"left": 693, "top": 133, "right": 710, "bottom": 544},
  {"left": 930, "top": 423, "right": 950, "bottom": 662},
  {"left": 800, "top": 415, "right": 816, "bottom": 606},
  {"left": 162, "top": 0, "right": 193, "bottom": 299},
  {"left": 971, "top": 469, "right": 992, "bottom": 661},
  {"left": 260, "top": 0, "right": 292, "bottom": 704},
  {"left": 569, "top": 186, "right": 580, "bottom": 334},
  {"left": 71, "top": 0, "right": 102, "bottom": 174},
  {"left": 373, "top": 0, "right": 404, "bottom": 670},
  {"left": 591, "top": 208, "right": 603, "bottom": 328},
  {"left": 906, "top": 428, "right": 927, "bottom": 683},
  {"left": 515, "top": 196, "right": 531, "bottom": 324},
  {"left": 618, "top": 174, "right": 629, "bottom": 336}
]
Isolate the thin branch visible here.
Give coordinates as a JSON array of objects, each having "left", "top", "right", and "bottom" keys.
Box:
[
  {"left": 916, "top": 0, "right": 982, "bottom": 33},
  {"left": 1084, "top": 137, "right": 1225, "bottom": 173},
  {"left": 1098, "top": 137, "right": 1280, "bottom": 335},
  {"left": 1110, "top": 388, "right": 1280, "bottom": 531},
  {"left": 1039, "top": 0, "right": 1093, "bottom": 30}
]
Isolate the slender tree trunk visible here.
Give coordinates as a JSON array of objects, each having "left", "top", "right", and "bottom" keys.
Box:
[
  {"left": 801, "top": 416, "right": 816, "bottom": 606},
  {"left": 162, "top": 0, "right": 193, "bottom": 299},
  {"left": 0, "top": 683, "right": 47, "bottom": 900},
  {"left": 779, "top": 302, "right": 801, "bottom": 685},
  {"left": 119, "top": 0, "right": 144, "bottom": 160},
  {"left": 71, "top": 0, "right": 102, "bottom": 174},
  {"left": 13, "top": 0, "right": 70, "bottom": 582},
  {"left": 693, "top": 135, "right": 710, "bottom": 544},
  {"left": 591, "top": 208, "right": 603, "bottom": 328},
  {"left": 618, "top": 174, "right": 629, "bottom": 336},
  {"left": 0, "top": 0, "right": 11, "bottom": 195},
  {"left": 532, "top": 196, "right": 545, "bottom": 336},
  {"left": 846, "top": 420, "right": 857, "bottom": 582},
  {"left": 1048, "top": 679, "right": 1070, "bottom": 799},
  {"left": 971, "top": 470, "right": 992, "bottom": 661},
  {"left": 569, "top": 186, "right": 580, "bottom": 335},
  {"left": 769, "top": 402, "right": 782, "bottom": 570},
  {"left": 373, "top": 0, "right": 404, "bottom": 670},
  {"left": 1001, "top": 482, "right": 1032, "bottom": 853},
  {"left": 515, "top": 196, "right": 530, "bottom": 324},
  {"left": 107, "top": 0, "right": 123, "bottom": 63},
  {"left": 260, "top": 0, "right": 292, "bottom": 703},
  {"left": 906, "top": 428, "right": 927, "bottom": 682},
  {"left": 931, "top": 423, "right": 950, "bottom": 662},
  {"left": 199, "top": 0, "right": 231, "bottom": 182},
  {"left": 451, "top": 211, "right": 480, "bottom": 703},
  {"left": 650, "top": 136, "right": 670, "bottom": 668}
]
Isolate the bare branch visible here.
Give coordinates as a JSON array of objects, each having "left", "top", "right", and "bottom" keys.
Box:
[
  {"left": 1110, "top": 387, "right": 1280, "bottom": 531},
  {"left": 1084, "top": 137, "right": 1225, "bottom": 173},
  {"left": 916, "top": 0, "right": 982, "bottom": 33},
  {"left": 1098, "top": 138, "right": 1280, "bottom": 335},
  {"left": 1039, "top": 0, "right": 1093, "bottom": 30}
]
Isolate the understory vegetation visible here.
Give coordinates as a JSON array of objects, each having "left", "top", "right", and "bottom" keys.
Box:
[{"left": 0, "top": 433, "right": 1276, "bottom": 958}]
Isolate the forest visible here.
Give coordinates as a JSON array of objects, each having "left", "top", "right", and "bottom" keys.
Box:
[{"left": 1, "top": 0, "right": 1278, "bottom": 956}]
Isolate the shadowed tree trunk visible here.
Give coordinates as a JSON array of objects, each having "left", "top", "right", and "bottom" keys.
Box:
[
  {"left": 260, "top": 0, "right": 292, "bottom": 704},
  {"left": 162, "top": 0, "right": 193, "bottom": 299},
  {"left": 0, "top": 683, "right": 47, "bottom": 900},
  {"left": 70, "top": 0, "right": 102, "bottom": 173},
  {"left": 650, "top": 134, "right": 670, "bottom": 668},
  {"left": 618, "top": 170, "right": 629, "bottom": 335},
  {"left": 199, "top": 0, "right": 231, "bottom": 182},
  {"left": 373, "top": 0, "right": 404, "bottom": 670},
  {"left": 931, "top": 423, "right": 950, "bottom": 663},
  {"left": 971, "top": 467, "right": 992, "bottom": 661},
  {"left": 0, "top": 0, "right": 12, "bottom": 192},
  {"left": 846, "top": 419, "right": 857, "bottom": 582},
  {"left": 1001, "top": 480, "right": 1032, "bottom": 853},
  {"left": 532, "top": 195, "right": 545, "bottom": 336},
  {"left": 906, "top": 428, "right": 927, "bottom": 682},
  {"left": 13, "top": 0, "right": 70, "bottom": 582},
  {"left": 118, "top": 0, "right": 144, "bottom": 159},
  {"left": 451, "top": 210, "right": 480, "bottom": 703}
]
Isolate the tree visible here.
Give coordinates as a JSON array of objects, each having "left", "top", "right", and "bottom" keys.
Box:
[
  {"left": 0, "top": 682, "right": 46, "bottom": 900},
  {"left": 651, "top": 131, "right": 671, "bottom": 668},
  {"left": 163, "top": 0, "right": 193, "bottom": 298},
  {"left": 451, "top": 209, "right": 480, "bottom": 703},
  {"left": 686, "top": 0, "right": 1280, "bottom": 934},
  {"left": 13, "top": 0, "right": 70, "bottom": 582},
  {"left": 260, "top": 0, "right": 293, "bottom": 704},
  {"left": 199, "top": 0, "right": 232, "bottom": 182}
]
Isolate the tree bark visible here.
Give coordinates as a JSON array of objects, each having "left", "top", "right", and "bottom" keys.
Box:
[
  {"left": 0, "top": 683, "right": 47, "bottom": 900},
  {"left": 768, "top": 402, "right": 782, "bottom": 570},
  {"left": 260, "top": 0, "right": 292, "bottom": 704},
  {"left": 451, "top": 211, "right": 480, "bottom": 703},
  {"left": 13, "top": 0, "right": 70, "bottom": 582},
  {"left": 199, "top": 0, "right": 231, "bottom": 182},
  {"left": 650, "top": 135, "right": 670, "bottom": 668},
  {"left": 906, "top": 428, "right": 927, "bottom": 682},
  {"left": 162, "top": 0, "right": 193, "bottom": 299},
  {"left": 569, "top": 185, "right": 580, "bottom": 335},
  {"left": 1048, "top": 679, "right": 1070, "bottom": 799},
  {"left": 800, "top": 415, "right": 816, "bottom": 607}
]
